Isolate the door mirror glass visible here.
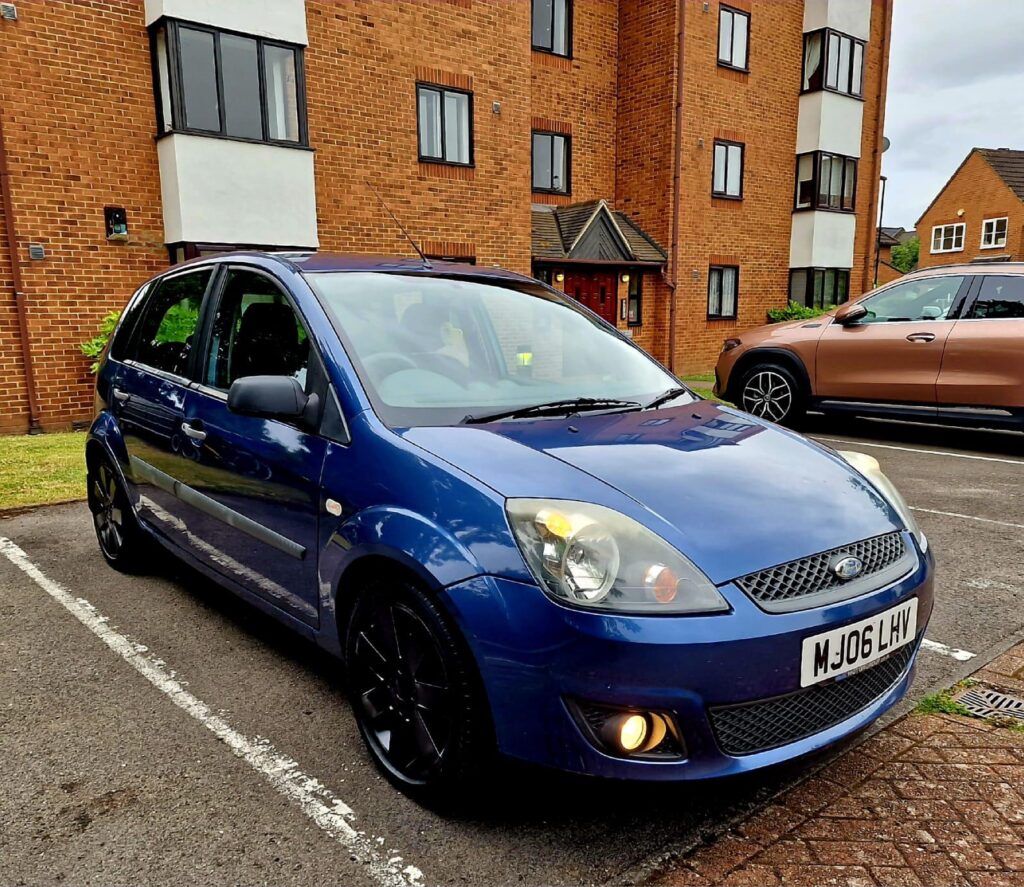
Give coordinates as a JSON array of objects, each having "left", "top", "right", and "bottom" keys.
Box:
[
  {"left": 834, "top": 302, "right": 867, "bottom": 325},
  {"left": 228, "top": 375, "right": 319, "bottom": 425}
]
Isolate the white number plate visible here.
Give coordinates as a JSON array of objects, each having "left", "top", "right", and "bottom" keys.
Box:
[{"left": 800, "top": 598, "right": 918, "bottom": 688}]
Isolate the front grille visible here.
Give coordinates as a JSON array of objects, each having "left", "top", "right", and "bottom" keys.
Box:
[
  {"left": 735, "top": 533, "right": 908, "bottom": 612},
  {"left": 709, "top": 642, "right": 915, "bottom": 756}
]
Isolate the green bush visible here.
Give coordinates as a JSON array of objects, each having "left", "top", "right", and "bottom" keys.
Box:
[
  {"left": 80, "top": 310, "right": 121, "bottom": 373},
  {"left": 766, "top": 301, "right": 832, "bottom": 324}
]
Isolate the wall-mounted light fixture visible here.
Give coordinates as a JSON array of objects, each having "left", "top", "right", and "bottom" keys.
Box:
[
  {"left": 692, "top": 269, "right": 700, "bottom": 280},
  {"left": 621, "top": 273, "right": 630, "bottom": 284},
  {"left": 555, "top": 272, "right": 565, "bottom": 283}
]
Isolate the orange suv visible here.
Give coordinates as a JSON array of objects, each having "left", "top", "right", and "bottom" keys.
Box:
[{"left": 715, "top": 264, "right": 1024, "bottom": 429}]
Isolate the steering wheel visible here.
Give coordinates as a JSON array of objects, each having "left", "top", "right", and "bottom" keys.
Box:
[{"left": 363, "top": 351, "right": 418, "bottom": 382}]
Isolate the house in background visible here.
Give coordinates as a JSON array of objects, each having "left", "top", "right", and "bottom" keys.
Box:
[
  {"left": 917, "top": 148, "right": 1024, "bottom": 270},
  {"left": 875, "top": 225, "right": 914, "bottom": 284},
  {"left": 0, "top": 0, "right": 892, "bottom": 433}
]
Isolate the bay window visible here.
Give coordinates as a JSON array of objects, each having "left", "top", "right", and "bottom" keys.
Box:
[
  {"left": 802, "top": 29, "right": 865, "bottom": 98},
  {"left": 795, "top": 151, "right": 857, "bottom": 211},
  {"left": 789, "top": 268, "right": 850, "bottom": 309}
]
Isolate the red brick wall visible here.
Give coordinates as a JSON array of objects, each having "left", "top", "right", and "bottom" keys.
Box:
[
  {"left": 917, "top": 151, "right": 1022, "bottom": 268},
  {"left": 0, "top": 0, "right": 167, "bottom": 433}
]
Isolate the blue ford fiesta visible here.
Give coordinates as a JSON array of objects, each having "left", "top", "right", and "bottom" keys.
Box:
[{"left": 87, "top": 252, "right": 933, "bottom": 801}]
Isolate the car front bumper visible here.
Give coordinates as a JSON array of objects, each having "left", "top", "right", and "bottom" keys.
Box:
[{"left": 440, "top": 535, "right": 934, "bottom": 781}]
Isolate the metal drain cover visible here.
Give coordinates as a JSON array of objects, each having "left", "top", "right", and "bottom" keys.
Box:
[{"left": 954, "top": 685, "right": 1024, "bottom": 721}]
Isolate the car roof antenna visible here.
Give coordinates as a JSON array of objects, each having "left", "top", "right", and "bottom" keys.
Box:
[{"left": 365, "top": 179, "right": 433, "bottom": 270}]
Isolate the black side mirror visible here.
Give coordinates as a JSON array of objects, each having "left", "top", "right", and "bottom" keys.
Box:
[
  {"left": 227, "top": 375, "right": 320, "bottom": 426},
  {"left": 834, "top": 302, "right": 868, "bottom": 325}
]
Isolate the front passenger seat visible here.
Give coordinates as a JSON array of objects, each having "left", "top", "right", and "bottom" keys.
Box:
[{"left": 232, "top": 303, "right": 303, "bottom": 381}]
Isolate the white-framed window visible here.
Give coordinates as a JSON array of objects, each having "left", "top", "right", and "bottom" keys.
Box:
[
  {"left": 981, "top": 217, "right": 1008, "bottom": 249},
  {"left": 930, "top": 223, "right": 965, "bottom": 254}
]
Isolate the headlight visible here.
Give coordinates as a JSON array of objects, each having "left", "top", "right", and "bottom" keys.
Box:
[
  {"left": 837, "top": 451, "right": 928, "bottom": 553},
  {"left": 506, "top": 499, "right": 729, "bottom": 614}
]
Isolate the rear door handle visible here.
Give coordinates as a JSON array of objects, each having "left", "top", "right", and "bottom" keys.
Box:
[
  {"left": 906, "top": 332, "right": 936, "bottom": 343},
  {"left": 181, "top": 421, "right": 207, "bottom": 442},
  {"left": 112, "top": 387, "right": 129, "bottom": 403}
]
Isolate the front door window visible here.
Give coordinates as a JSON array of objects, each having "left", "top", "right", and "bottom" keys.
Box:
[{"left": 856, "top": 276, "right": 966, "bottom": 323}]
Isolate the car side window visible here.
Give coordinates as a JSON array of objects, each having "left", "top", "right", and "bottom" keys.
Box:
[
  {"left": 108, "top": 282, "right": 150, "bottom": 362},
  {"left": 968, "top": 276, "right": 1024, "bottom": 319},
  {"left": 204, "top": 268, "right": 311, "bottom": 392},
  {"left": 134, "top": 269, "right": 212, "bottom": 376},
  {"left": 856, "top": 276, "right": 965, "bottom": 323}
]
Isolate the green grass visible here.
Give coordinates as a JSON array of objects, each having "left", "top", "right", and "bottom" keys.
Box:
[
  {"left": 681, "top": 372, "right": 716, "bottom": 384},
  {"left": 0, "top": 431, "right": 87, "bottom": 511},
  {"left": 915, "top": 680, "right": 974, "bottom": 718}
]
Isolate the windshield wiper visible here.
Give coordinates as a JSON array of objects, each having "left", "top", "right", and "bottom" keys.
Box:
[
  {"left": 644, "top": 386, "right": 694, "bottom": 410},
  {"left": 462, "top": 397, "right": 641, "bottom": 425}
]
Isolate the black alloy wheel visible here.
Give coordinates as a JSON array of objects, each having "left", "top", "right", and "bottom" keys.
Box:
[
  {"left": 87, "top": 453, "right": 147, "bottom": 572},
  {"left": 739, "top": 363, "right": 805, "bottom": 427},
  {"left": 344, "top": 579, "right": 491, "bottom": 802}
]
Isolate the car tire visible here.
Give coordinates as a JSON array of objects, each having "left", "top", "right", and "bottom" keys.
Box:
[
  {"left": 738, "top": 362, "right": 806, "bottom": 427},
  {"left": 87, "top": 451, "right": 150, "bottom": 573},
  {"left": 342, "top": 576, "right": 494, "bottom": 806}
]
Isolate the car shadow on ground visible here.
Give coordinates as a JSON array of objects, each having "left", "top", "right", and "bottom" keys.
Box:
[{"left": 800, "top": 413, "right": 1023, "bottom": 457}]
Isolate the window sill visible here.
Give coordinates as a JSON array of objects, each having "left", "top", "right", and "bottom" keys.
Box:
[
  {"left": 717, "top": 61, "right": 749, "bottom": 74},
  {"left": 793, "top": 205, "right": 857, "bottom": 214},
  {"left": 799, "top": 86, "right": 865, "bottom": 103},
  {"left": 980, "top": 243, "right": 1008, "bottom": 250},
  {"left": 707, "top": 314, "right": 738, "bottom": 322},
  {"left": 531, "top": 46, "right": 573, "bottom": 60},
  {"left": 532, "top": 188, "right": 572, "bottom": 197},
  {"left": 930, "top": 248, "right": 965, "bottom": 255},
  {"left": 155, "top": 129, "right": 313, "bottom": 151},
  {"left": 712, "top": 194, "right": 744, "bottom": 202},
  {"left": 418, "top": 157, "right": 475, "bottom": 169}
]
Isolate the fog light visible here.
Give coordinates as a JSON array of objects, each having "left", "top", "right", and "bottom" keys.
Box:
[
  {"left": 577, "top": 703, "right": 684, "bottom": 759},
  {"left": 617, "top": 714, "right": 648, "bottom": 751}
]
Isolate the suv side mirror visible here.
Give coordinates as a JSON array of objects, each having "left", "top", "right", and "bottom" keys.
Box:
[
  {"left": 834, "top": 302, "right": 868, "bottom": 325},
  {"left": 228, "top": 375, "right": 320, "bottom": 426}
]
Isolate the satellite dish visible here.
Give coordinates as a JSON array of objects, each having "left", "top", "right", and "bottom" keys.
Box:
[{"left": 882, "top": 137, "right": 891, "bottom": 153}]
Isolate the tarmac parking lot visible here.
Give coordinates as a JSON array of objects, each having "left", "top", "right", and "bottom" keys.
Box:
[{"left": 2, "top": 416, "right": 1023, "bottom": 887}]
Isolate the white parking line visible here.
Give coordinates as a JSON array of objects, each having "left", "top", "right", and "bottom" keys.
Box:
[
  {"left": 921, "top": 638, "right": 976, "bottom": 662},
  {"left": 911, "top": 506, "right": 1024, "bottom": 531},
  {"left": 813, "top": 437, "right": 1024, "bottom": 466},
  {"left": 0, "top": 537, "right": 423, "bottom": 887}
]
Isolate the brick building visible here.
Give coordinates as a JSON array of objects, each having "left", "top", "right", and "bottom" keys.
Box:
[
  {"left": 0, "top": 0, "right": 891, "bottom": 433},
  {"left": 917, "top": 147, "right": 1024, "bottom": 271}
]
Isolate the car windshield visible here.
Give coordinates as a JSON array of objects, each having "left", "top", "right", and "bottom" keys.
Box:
[{"left": 306, "top": 272, "right": 688, "bottom": 427}]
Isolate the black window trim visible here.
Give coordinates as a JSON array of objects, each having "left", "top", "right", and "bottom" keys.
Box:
[
  {"left": 149, "top": 16, "right": 310, "bottom": 149},
  {"left": 531, "top": 130, "right": 572, "bottom": 195},
  {"left": 707, "top": 264, "right": 740, "bottom": 320},
  {"left": 801, "top": 27, "right": 866, "bottom": 100},
  {"left": 717, "top": 4, "right": 750, "bottom": 73},
  {"left": 531, "top": 0, "right": 574, "bottom": 58},
  {"left": 627, "top": 273, "right": 643, "bottom": 327},
  {"left": 712, "top": 138, "right": 745, "bottom": 200},
  {"left": 787, "top": 267, "right": 852, "bottom": 310},
  {"left": 415, "top": 82, "right": 475, "bottom": 168},
  {"left": 793, "top": 150, "right": 858, "bottom": 213}
]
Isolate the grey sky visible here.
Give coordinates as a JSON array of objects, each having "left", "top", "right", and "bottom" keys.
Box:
[{"left": 881, "top": 0, "right": 1024, "bottom": 231}]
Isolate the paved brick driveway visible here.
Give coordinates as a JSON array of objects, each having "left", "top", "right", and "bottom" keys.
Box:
[{"left": 654, "top": 647, "right": 1024, "bottom": 887}]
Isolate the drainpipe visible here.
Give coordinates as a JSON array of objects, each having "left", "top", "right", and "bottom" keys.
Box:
[
  {"left": 665, "top": 0, "right": 686, "bottom": 374},
  {"left": 864, "top": 0, "right": 893, "bottom": 293},
  {"left": 0, "top": 106, "right": 42, "bottom": 432}
]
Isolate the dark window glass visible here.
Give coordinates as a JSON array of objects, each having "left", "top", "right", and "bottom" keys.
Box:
[
  {"left": 135, "top": 270, "right": 212, "bottom": 376},
  {"left": 205, "top": 270, "right": 310, "bottom": 390},
  {"left": 627, "top": 274, "right": 642, "bottom": 326},
  {"left": 221, "top": 34, "right": 262, "bottom": 140},
  {"left": 789, "top": 268, "right": 851, "bottom": 309},
  {"left": 982, "top": 218, "right": 1008, "bottom": 248},
  {"left": 970, "top": 276, "right": 1024, "bottom": 319},
  {"left": 532, "top": 132, "right": 570, "bottom": 193},
  {"left": 152, "top": 21, "right": 306, "bottom": 145},
  {"left": 417, "top": 85, "right": 472, "bottom": 165},
  {"left": 179, "top": 27, "right": 220, "bottom": 131},
  {"left": 708, "top": 266, "right": 738, "bottom": 318},
  {"left": 109, "top": 284, "right": 151, "bottom": 361},
  {"left": 533, "top": 0, "right": 570, "bottom": 56},
  {"left": 802, "top": 28, "right": 865, "bottom": 97},
  {"left": 718, "top": 6, "right": 749, "bottom": 70},
  {"left": 795, "top": 151, "right": 857, "bottom": 212},
  {"left": 713, "top": 140, "right": 744, "bottom": 198}
]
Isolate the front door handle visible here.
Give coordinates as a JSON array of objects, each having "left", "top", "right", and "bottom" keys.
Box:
[
  {"left": 112, "top": 387, "right": 129, "bottom": 403},
  {"left": 181, "top": 421, "right": 207, "bottom": 442},
  {"left": 906, "top": 332, "right": 936, "bottom": 343}
]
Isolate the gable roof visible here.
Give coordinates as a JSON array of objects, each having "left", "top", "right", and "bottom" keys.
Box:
[
  {"left": 916, "top": 148, "right": 1024, "bottom": 227},
  {"left": 878, "top": 226, "right": 905, "bottom": 246},
  {"left": 531, "top": 200, "right": 667, "bottom": 264}
]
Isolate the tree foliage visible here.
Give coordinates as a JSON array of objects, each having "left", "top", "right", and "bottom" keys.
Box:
[
  {"left": 890, "top": 236, "right": 919, "bottom": 273},
  {"left": 766, "top": 301, "right": 831, "bottom": 324},
  {"left": 80, "top": 310, "right": 121, "bottom": 374}
]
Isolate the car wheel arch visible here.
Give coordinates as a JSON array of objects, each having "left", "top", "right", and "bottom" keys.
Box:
[{"left": 729, "top": 348, "right": 812, "bottom": 402}]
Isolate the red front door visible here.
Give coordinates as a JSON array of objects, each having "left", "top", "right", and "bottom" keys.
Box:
[{"left": 564, "top": 270, "right": 617, "bottom": 325}]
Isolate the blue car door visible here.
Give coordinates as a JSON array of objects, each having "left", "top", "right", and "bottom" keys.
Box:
[
  {"left": 113, "top": 267, "right": 215, "bottom": 551},
  {"left": 177, "top": 266, "right": 327, "bottom": 626}
]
